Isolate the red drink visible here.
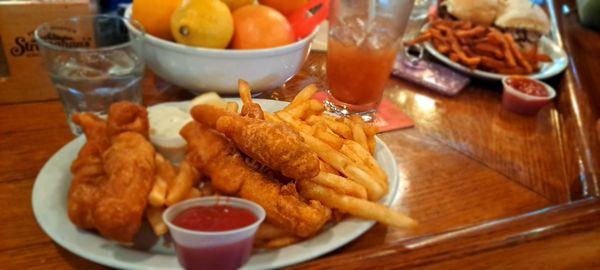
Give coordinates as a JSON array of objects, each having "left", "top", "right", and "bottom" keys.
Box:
[
  {"left": 324, "top": 1, "right": 414, "bottom": 120},
  {"left": 327, "top": 37, "right": 397, "bottom": 107}
]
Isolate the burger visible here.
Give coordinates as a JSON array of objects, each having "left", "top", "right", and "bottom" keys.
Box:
[
  {"left": 494, "top": 0, "right": 550, "bottom": 46},
  {"left": 438, "top": 0, "right": 502, "bottom": 26}
]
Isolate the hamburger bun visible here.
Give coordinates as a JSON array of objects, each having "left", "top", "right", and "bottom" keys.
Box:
[
  {"left": 442, "top": 0, "right": 502, "bottom": 26},
  {"left": 495, "top": 0, "right": 550, "bottom": 34}
]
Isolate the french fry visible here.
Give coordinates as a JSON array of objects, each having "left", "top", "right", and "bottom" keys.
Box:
[
  {"left": 148, "top": 175, "right": 168, "bottom": 207},
  {"left": 405, "top": 31, "right": 432, "bottom": 46},
  {"left": 146, "top": 206, "right": 168, "bottom": 236},
  {"left": 319, "top": 160, "right": 340, "bottom": 175},
  {"left": 148, "top": 153, "right": 177, "bottom": 207},
  {"left": 504, "top": 33, "right": 533, "bottom": 73},
  {"left": 298, "top": 181, "right": 417, "bottom": 228},
  {"left": 263, "top": 111, "right": 283, "bottom": 123},
  {"left": 299, "top": 132, "right": 351, "bottom": 170},
  {"left": 367, "top": 136, "right": 376, "bottom": 155},
  {"left": 286, "top": 100, "right": 310, "bottom": 119},
  {"left": 238, "top": 79, "right": 252, "bottom": 106},
  {"left": 489, "top": 29, "right": 516, "bottom": 67},
  {"left": 276, "top": 110, "right": 314, "bottom": 134},
  {"left": 287, "top": 84, "right": 318, "bottom": 110},
  {"left": 185, "top": 187, "right": 202, "bottom": 200},
  {"left": 313, "top": 123, "right": 344, "bottom": 150},
  {"left": 156, "top": 153, "right": 176, "bottom": 186},
  {"left": 455, "top": 26, "right": 486, "bottom": 39},
  {"left": 345, "top": 140, "right": 388, "bottom": 185},
  {"left": 363, "top": 124, "right": 379, "bottom": 137},
  {"left": 305, "top": 99, "right": 325, "bottom": 118},
  {"left": 349, "top": 117, "right": 369, "bottom": 151},
  {"left": 474, "top": 43, "right": 504, "bottom": 59},
  {"left": 308, "top": 172, "right": 368, "bottom": 199},
  {"left": 225, "top": 102, "right": 239, "bottom": 113},
  {"left": 166, "top": 161, "right": 198, "bottom": 206},
  {"left": 342, "top": 165, "right": 385, "bottom": 200},
  {"left": 321, "top": 115, "right": 353, "bottom": 139}
]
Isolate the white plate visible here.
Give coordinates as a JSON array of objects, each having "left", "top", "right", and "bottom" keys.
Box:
[
  {"left": 32, "top": 99, "right": 400, "bottom": 270},
  {"left": 422, "top": 27, "right": 569, "bottom": 80}
]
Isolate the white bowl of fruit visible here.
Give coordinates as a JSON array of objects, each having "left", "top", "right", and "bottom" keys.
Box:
[{"left": 125, "top": 0, "right": 319, "bottom": 94}]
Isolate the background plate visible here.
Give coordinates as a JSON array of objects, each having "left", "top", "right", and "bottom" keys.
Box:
[
  {"left": 422, "top": 26, "right": 568, "bottom": 80},
  {"left": 32, "top": 99, "right": 401, "bottom": 270}
]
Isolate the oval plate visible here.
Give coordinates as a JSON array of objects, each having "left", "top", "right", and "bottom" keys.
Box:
[
  {"left": 422, "top": 25, "right": 569, "bottom": 80},
  {"left": 32, "top": 99, "right": 401, "bottom": 270}
]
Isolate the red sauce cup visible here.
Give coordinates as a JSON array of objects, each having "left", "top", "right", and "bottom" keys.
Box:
[
  {"left": 501, "top": 76, "right": 556, "bottom": 116},
  {"left": 163, "top": 197, "right": 266, "bottom": 270}
]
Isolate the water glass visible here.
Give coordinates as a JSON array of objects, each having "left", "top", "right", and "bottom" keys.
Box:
[
  {"left": 325, "top": 0, "right": 414, "bottom": 121},
  {"left": 35, "top": 15, "right": 145, "bottom": 135}
]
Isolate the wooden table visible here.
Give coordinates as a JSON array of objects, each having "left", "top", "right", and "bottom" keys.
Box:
[{"left": 1, "top": 0, "right": 599, "bottom": 268}]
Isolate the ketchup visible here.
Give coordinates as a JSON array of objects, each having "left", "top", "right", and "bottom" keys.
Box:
[
  {"left": 506, "top": 77, "right": 548, "bottom": 97},
  {"left": 171, "top": 205, "right": 258, "bottom": 270},
  {"left": 173, "top": 205, "right": 257, "bottom": 232}
]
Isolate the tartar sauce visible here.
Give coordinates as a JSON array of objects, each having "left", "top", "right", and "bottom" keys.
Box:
[{"left": 148, "top": 106, "right": 192, "bottom": 138}]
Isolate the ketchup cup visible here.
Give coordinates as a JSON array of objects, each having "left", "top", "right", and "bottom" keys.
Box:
[
  {"left": 163, "top": 197, "right": 266, "bottom": 270},
  {"left": 501, "top": 76, "right": 556, "bottom": 116}
]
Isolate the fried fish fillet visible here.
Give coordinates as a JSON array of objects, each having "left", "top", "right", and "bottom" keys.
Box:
[
  {"left": 94, "top": 132, "right": 155, "bottom": 242},
  {"left": 68, "top": 114, "right": 109, "bottom": 229},
  {"left": 191, "top": 105, "right": 320, "bottom": 180},
  {"left": 68, "top": 102, "right": 155, "bottom": 243},
  {"left": 181, "top": 122, "right": 331, "bottom": 237}
]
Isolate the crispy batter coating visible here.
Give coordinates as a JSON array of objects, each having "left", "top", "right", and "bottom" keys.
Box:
[
  {"left": 191, "top": 104, "right": 320, "bottom": 180},
  {"left": 181, "top": 122, "right": 331, "bottom": 237},
  {"left": 68, "top": 102, "right": 155, "bottom": 243}
]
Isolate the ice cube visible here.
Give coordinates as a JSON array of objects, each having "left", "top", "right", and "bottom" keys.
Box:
[
  {"left": 59, "top": 56, "right": 105, "bottom": 80},
  {"left": 105, "top": 51, "right": 136, "bottom": 76}
]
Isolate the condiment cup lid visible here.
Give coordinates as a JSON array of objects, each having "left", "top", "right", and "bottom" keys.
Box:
[{"left": 502, "top": 76, "right": 556, "bottom": 101}]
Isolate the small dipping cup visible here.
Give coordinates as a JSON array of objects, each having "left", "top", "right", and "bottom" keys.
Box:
[
  {"left": 163, "top": 197, "right": 266, "bottom": 270},
  {"left": 502, "top": 76, "right": 556, "bottom": 116}
]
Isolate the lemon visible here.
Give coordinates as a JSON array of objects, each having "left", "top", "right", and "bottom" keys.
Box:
[
  {"left": 220, "top": 0, "right": 254, "bottom": 11},
  {"left": 170, "top": 0, "right": 234, "bottom": 49}
]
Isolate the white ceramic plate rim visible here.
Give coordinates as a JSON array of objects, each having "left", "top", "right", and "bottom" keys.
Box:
[
  {"left": 420, "top": 24, "right": 569, "bottom": 80},
  {"left": 32, "top": 99, "right": 400, "bottom": 270}
]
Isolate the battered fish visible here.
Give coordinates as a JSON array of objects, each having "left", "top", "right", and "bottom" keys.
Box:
[
  {"left": 181, "top": 122, "right": 330, "bottom": 237},
  {"left": 191, "top": 105, "right": 320, "bottom": 180},
  {"left": 68, "top": 102, "right": 155, "bottom": 243}
]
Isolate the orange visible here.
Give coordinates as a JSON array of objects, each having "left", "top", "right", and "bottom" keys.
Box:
[
  {"left": 131, "top": 0, "right": 182, "bottom": 40},
  {"left": 231, "top": 5, "right": 295, "bottom": 49},
  {"left": 258, "top": 0, "right": 307, "bottom": 15}
]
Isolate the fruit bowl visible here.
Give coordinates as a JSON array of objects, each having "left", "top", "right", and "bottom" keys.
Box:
[{"left": 124, "top": 5, "right": 318, "bottom": 94}]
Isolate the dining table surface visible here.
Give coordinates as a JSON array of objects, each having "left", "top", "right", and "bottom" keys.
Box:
[{"left": 1, "top": 0, "right": 600, "bottom": 269}]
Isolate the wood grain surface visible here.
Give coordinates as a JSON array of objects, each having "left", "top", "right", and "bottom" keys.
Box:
[{"left": 0, "top": 0, "right": 599, "bottom": 269}]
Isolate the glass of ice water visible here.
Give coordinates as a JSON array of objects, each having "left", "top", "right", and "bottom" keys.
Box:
[{"left": 35, "top": 15, "right": 145, "bottom": 135}]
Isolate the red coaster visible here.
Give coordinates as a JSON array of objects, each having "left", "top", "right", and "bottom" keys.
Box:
[{"left": 312, "top": 92, "right": 414, "bottom": 133}]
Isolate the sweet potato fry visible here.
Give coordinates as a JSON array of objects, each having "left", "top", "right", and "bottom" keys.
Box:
[{"left": 504, "top": 34, "right": 533, "bottom": 73}]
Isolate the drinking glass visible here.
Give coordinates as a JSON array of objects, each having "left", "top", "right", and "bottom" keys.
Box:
[
  {"left": 325, "top": 0, "right": 414, "bottom": 121},
  {"left": 35, "top": 15, "right": 145, "bottom": 135}
]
